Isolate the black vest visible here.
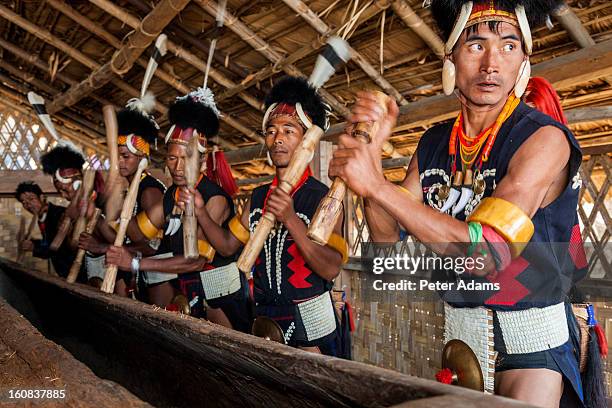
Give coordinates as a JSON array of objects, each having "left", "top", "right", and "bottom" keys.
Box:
[
  {"left": 417, "top": 102, "right": 584, "bottom": 309},
  {"left": 249, "top": 176, "right": 333, "bottom": 306}
]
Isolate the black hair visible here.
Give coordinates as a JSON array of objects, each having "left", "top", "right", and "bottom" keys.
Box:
[
  {"left": 15, "top": 181, "right": 42, "bottom": 201},
  {"left": 117, "top": 108, "right": 159, "bottom": 144}
]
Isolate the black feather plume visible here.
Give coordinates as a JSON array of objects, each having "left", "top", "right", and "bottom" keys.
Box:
[
  {"left": 168, "top": 95, "right": 220, "bottom": 138},
  {"left": 40, "top": 142, "right": 85, "bottom": 175},
  {"left": 431, "top": 0, "right": 563, "bottom": 41},
  {"left": 265, "top": 76, "right": 327, "bottom": 130},
  {"left": 117, "top": 108, "right": 159, "bottom": 144}
]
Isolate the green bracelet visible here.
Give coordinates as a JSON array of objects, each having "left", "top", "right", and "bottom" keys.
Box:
[{"left": 467, "top": 222, "right": 483, "bottom": 257}]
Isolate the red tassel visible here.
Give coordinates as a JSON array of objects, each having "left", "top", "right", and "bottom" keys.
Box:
[
  {"left": 166, "top": 303, "right": 179, "bottom": 312},
  {"left": 594, "top": 323, "right": 608, "bottom": 359},
  {"left": 206, "top": 151, "right": 238, "bottom": 197},
  {"left": 435, "top": 368, "right": 454, "bottom": 384},
  {"left": 345, "top": 301, "right": 355, "bottom": 332}
]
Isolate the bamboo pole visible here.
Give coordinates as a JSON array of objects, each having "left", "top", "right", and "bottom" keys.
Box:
[
  {"left": 551, "top": 3, "right": 612, "bottom": 84},
  {"left": 391, "top": 0, "right": 445, "bottom": 59},
  {"left": 552, "top": 3, "right": 596, "bottom": 48},
  {"left": 88, "top": 0, "right": 264, "bottom": 144},
  {"left": 0, "top": 3, "right": 165, "bottom": 115},
  {"left": 101, "top": 158, "right": 148, "bottom": 294},
  {"left": 66, "top": 208, "right": 101, "bottom": 284},
  {"left": 280, "top": 0, "right": 408, "bottom": 105},
  {"left": 46, "top": 0, "right": 191, "bottom": 113}
]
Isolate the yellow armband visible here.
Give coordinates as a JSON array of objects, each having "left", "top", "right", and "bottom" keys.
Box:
[
  {"left": 467, "top": 197, "right": 534, "bottom": 259},
  {"left": 198, "top": 239, "right": 216, "bottom": 262},
  {"left": 229, "top": 215, "right": 249, "bottom": 245},
  {"left": 326, "top": 233, "right": 349, "bottom": 264},
  {"left": 108, "top": 220, "right": 120, "bottom": 233},
  {"left": 136, "top": 211, "right": 160, "bottom": 240}
]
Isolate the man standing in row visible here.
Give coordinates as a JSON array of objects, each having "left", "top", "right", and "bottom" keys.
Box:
[
  {"left": 328, "top": 0, "right": 587, "bottom": 405},
  {"left": 180, "top": 76, "right": 349, "bottom": 355}
]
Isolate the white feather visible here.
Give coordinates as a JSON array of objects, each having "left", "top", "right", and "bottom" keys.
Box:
[
  {"left": 177, "top": 87, "right": 220, "bottom": 117},
  {"left": 126, "top": 91, "right": 156, "bottom": 114}
]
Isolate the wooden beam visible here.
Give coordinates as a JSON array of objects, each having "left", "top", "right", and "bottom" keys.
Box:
[
  {"left": 0, "top": 37, "right": 117, "bottom": 108},
  {"left": 0, "top": 3, "right": 165, "bottom": 114},
  {"left": 1, "top": 259, "right": 529, "bottom": 408},
  {"left": 193, "top": 0, "right": 351, "bottom": 118},
  {"left": 46, "top": 0, "right": 191, "bottom": 113},
  {"left": 281, "top": 0, "right": 409, "bottom": 105},
  {"left": 566, "top": 106, "right": 612, "bottom": 124},
  {"left": 0, "top": 60, "right": 105, "bottom": 135},
  {"left": 552, "top": 3, "right": 596, "bottom": 48},
  {"left": 391, "top": 0, "right": 445, "bottom": 59},
  {"left": 552, "top": 3, "right": 612, "bottom": 84},
  {"left": 125, "top": 0, "right": 250, "bottom": 78},
  {"left": 88, "top": 0, "right": 264, "bottom": 145},
  {"left": 0, "top": 170, "right": 57, "bottom": 194},
  {"left": 216, "top": 0, "right": 392, "bottom": 102}
]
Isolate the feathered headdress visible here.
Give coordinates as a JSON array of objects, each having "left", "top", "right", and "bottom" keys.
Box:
[
  {"left": 117, "top": 93, "right": 159, "bottom": 156},
  {"left": 263, "top": 76, "right": 328, "bottom": 132},
  {"left": 431, "top": 0, "right": 563, "bottom": 43},
  {"left": 117, "top": 33, "right": 167, "bottom": 156},
  {"left": 166, "top": 87, "right": 220, "bottom": 152},
  {"left": 40, "top": 141, "right": 85, "bottom": 176}
]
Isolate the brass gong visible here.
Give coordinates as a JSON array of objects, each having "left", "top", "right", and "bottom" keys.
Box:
[
  {"left": 170, "top": 294, "right": 191, "bottom": 315},
  {"left": 441, "top": 339, "right": 484, "bottom": 391},
  {"left": 252, "top": 317, "right": 285, "bottom": 344}
]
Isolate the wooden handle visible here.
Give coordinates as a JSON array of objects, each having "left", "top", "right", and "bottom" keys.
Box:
[
  {"left": 71, "top": 169, "right": 96, "bottom": 247},
  {"left": 307, "top": 178, "right": 348, "bottom": 245},
  {"left": 308, "top": 91, "right": 390, "bottom": 245},
  {"left": 50, "top": 217, "right": 72, "bottom": 251},
  {"left": 100, "top": 158, "right": 148, "bottom": 294},
  {"left": 67, "top": 208, "right": 101, "bottom": 284},
  {"left": 183, "top": 135, "right": 200, "bottom": 259},
  {"left": 103, "top": 105, "right": 122, "bottom": 220},
  {"left": 17, "top": 214, "right": 38, "bottom": 263},
  {"left": 237, "top": 125, "right": 325, "bottom": 274}
]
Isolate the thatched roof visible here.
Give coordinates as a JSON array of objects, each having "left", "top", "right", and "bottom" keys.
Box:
[{"left": 0, "top": 0, "right": 611, "bottom": 188}]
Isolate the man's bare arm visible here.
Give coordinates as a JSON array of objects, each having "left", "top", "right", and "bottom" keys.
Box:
[
  {"left": 331, "top": 126, "right": 571, "bottom": 259},
  {"left": 364, "top": 154, "right": 422, "bottom": 243}
]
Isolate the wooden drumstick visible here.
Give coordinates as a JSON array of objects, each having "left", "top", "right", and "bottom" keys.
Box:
[
  {"left": 67, "top": 208, "right": 102, "bottom": 284},
  {"left": 308, "top": 91, "right": 390, "bottom": 245},
  {"left": 70, "top": 168, "right": 96, "bottom": 247},
  {"left": 100, "top": 158, "right": 148, "bottom": 294},
  {"left": 50, "top": 212, "right": 74, "bottom": 251},
  {"left": 103, "top": 105, "right": 123, "bottom": 221},
  {"left": 16, "top": 213, "right": 38, "bottom": 263},
  {"left": 183, "top": 133, "right": 200, "bottom": 259},
  {"left": 237, "top": 125, "right": 325, "bottom": 274}
]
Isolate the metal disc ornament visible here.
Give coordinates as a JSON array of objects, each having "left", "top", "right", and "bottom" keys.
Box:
[
  {"left": 252, "top": 316, "right": 285, "bottom": 344},
  {"left": 441, "top": 339, "right": 484, "bottom": 391}
]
